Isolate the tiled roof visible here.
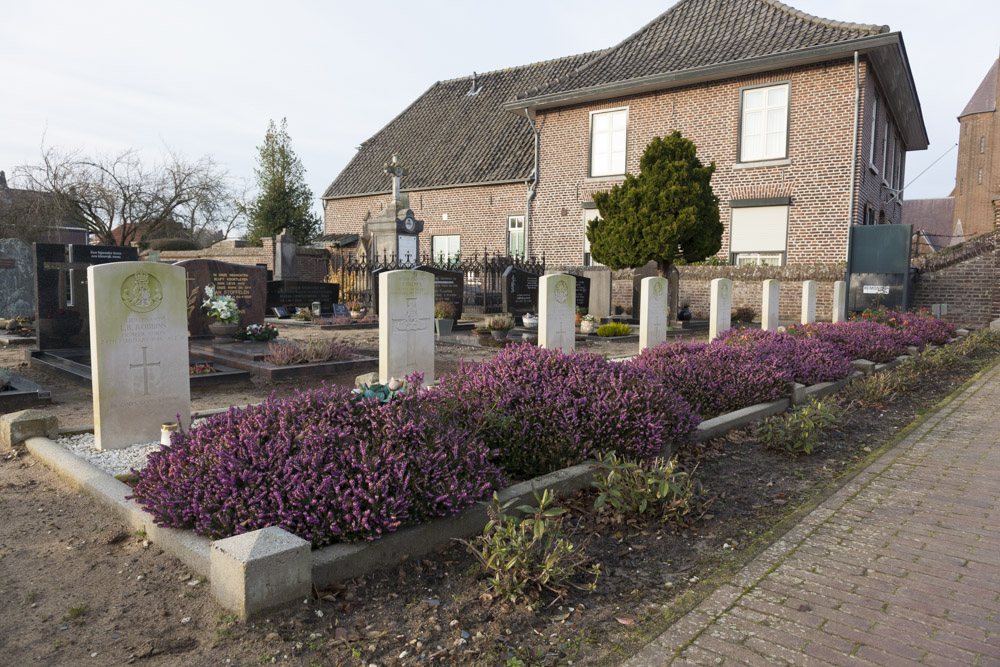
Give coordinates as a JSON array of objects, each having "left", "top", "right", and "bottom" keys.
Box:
[
  {"left": 959, "top": 59, "right": 998, "bottom": 118},
  {"left": 902, "top": 198, "right": 959, "bottom": 252},
  {"left": 322, "top": 51, "right": 602, "bottom": 199},
  {"left": 512, "top": 0, "right": 887, "bottom": 103}
]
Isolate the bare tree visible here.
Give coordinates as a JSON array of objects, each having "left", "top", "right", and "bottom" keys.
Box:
[
  {"left": 174, "top": 174, "right": 249, "bottom": 248},
  {"left": 16, "top": 146, "right": 235, "bottom": 247}
]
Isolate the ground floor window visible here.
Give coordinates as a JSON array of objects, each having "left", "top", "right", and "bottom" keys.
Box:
[
  {"left": 583, "top": 208, "right": 603, "bottom": 266},
  {"left": 431, "top": 234, "right": 460, "bottom": 263},
  {"left": 729, "top": 205, "right": 788, "bottom": 266},
  {"left": 507, "top": 215, "right": 524, "bottom": 258}
]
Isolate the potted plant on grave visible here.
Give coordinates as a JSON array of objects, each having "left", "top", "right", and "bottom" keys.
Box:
[
  {"left": 521, "top": 312, "right": 538, "bottom": 329},
  {"left": 234, "top": 322, "right": 279, "bottom": 342},
  {"left": 486, "top": 313, "right": 514, "bottom": 340},
  {"left": 575, "top": 306, "right": 586, "bottom": 327},
  {"left": 580, "top": 313, "right": 598, "bottom": 335},
  {"left": 201, "top": 285, "right": 240, "bottom": 340},
  {"left": 434, "top": 301, "right": 457, "bottom": 336},
  {"left": 345, "top": 300, "right": 364, "bottom": 320}
]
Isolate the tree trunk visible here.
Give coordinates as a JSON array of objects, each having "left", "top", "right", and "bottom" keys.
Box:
[{"left": 656, "top": 259, "right": 680, "bottom": 324}]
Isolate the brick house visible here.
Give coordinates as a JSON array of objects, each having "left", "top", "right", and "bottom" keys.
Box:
[
  {"left": 323, "top": 0, "right": 927, "bottom": 269},
  {"left": 952, "top": 57, "right": 999, "bottom": 240}
]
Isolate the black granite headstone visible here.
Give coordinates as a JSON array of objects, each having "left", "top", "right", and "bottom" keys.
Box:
[
  {"left": 575, "top": 274, "right": 591, "bottom": 311},
  {"left": 502, "top": 266, "right": 539, "bottom": 316},
  {"left": 416, "top": 266, "right": 464, "bottom": 319},
  {"left": 266, "top": 280, "right": 340, "bottom": 314},
  {"left": 272, "top": 306, "right": 291, "bottom": 319},
  {"left": 332, "top": 303, "right": 350, "bottom": 318},
  {"left": 371, "top": 267, "right": 387, "bottom": 316}
]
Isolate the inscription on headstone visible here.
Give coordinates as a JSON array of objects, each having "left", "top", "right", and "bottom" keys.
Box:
[
  {"left": 502, "top": 266, "right": 539, "bottom": 316},
  {"left": 416, "top": 266, "right": 464, "bottom": 320},
  {"left": 266, "top": 280, "right": 340, "bottom": 314},
  {"left": 175, "top": 259, "right": 265, "bottom": 336},
  {"left": 379, "top": 270, "right": 434, "bottom": 385},
  {"left": 539, "top": 274, "right": 576, "bottom": 352},
  {"left": 575, "top": 274, "right": 591, "bottom": 312}
]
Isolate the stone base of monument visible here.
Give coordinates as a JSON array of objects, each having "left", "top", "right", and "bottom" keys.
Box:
[
  {"left": 189, "top": 339, "right": 377, "bottom": 381},
  {"left": 27, "top": 348, "right": 251, "bottom": 387},
  {"left": 0, "top": 374, "right": 52, "bottom": 412}
]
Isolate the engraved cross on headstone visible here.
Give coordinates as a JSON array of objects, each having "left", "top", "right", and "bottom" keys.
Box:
[
  {"left": 391, "top": 297, "right": 430, "bottom": 373},
  {"left": 129, "top": 346, "right": 160, "bottom": 396},
  {"left": 383, "top": 153, "right": 407, "bottom": 203}
]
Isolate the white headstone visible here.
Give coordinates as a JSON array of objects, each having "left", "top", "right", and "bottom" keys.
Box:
[
  {"left": 639, "top": 276, "right": 669, "bottom": 351},
  {"left": 379, "top": 270, "right": 434, "bottom": 384},
  {"left": 88, "top": 262, "right": 190, "bottom": 451},
  {"left": 761, "top": 279, "right": 780, "bottom": 331},
  {"left": 539, "top": 274, "right": 576, "bottom": 352},
  {"left": 709, "top": 278, "right": 732, "bottom": 341},
  {"left": 801, "top": 280, "right": 817, "bottom": 325},
  {"left": 832, "top": 281, "right": 847, "bottom": 323}
]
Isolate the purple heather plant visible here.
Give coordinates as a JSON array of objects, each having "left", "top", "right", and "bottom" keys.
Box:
[
  {"left": 435, "top": 344, "right": 698, "bottom": 478},
  {"left": 715, "top": 329, "right": 854, "bottom": 385},
  {"left": 784, "top": 321, "right": 911, "bottom": 363},
  {"left": 130, "top": 384, "right": 504, "bottom": 547}
]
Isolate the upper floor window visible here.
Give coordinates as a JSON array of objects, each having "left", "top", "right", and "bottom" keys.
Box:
[
  {"left": 978, "top": 168, "right": 983, "bottom": 185},
  {"left": 881, "top": 119, "right": 890, "bottom": 177},
  {"left": 868, "top": 90, "right": 880, "bottom": 170},
  {"left": 740, "top": 83, "right": 789, "bottom": 162},
  {"left": 981, "top": 136, "right": 986, "bottom": 153},
  {"left": 589, "top": 108, "right": 627, "bottom": 177},
  {"left": 431, "top": 234, "right": 460, "bottom": 264},
  {"left": 507, "top": 215, "right": 525, "bottom": 258}
]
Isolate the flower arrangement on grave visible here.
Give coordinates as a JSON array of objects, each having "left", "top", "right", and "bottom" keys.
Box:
[
  {"left": 486, "top": 314, "right": 514, "bottom": 331},
  {"left": 189, "top": 362, "right": 217, "bottom": 375},
  {"left": 580, "top": 312, "right": 598, "bottom": 334},
  {"left": 434, "top": 301, "right": 457, "bottom": 320},
  {"left": 345, "top": 300, "right": 365, "bottom": 319},
  {"left": 201, "top": 285, "right": 239, "bottom": 324},
  {"left": 234, "top": 323, "right": 279, "bottom": 342},
  {"left": 293, "top": 307, "right": 312, "bottom": 322}
]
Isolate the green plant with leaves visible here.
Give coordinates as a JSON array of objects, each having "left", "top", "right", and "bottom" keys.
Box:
[
  {"left": 590, "top": 452, "right": 705, "bottom": 525},
  {"left": 589, "top": 132, "right": 721, "bottom": 280},
  {"left": 244, "top": 118, "right": 321, "bottom": 246},
  {"left": 460, "top": 489, "right": 599, "bottom": 605},
  {"left": 845, "top": 371, "right": 905, "bottom": 407},
  {"left": 754, "top": 397, "right": 837, "bottom": 455},
  {"left": 596, "top": 322, "right": 632, "bottom": 337}
]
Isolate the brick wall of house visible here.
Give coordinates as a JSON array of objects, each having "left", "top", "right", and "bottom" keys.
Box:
[
  {"left": 324, "top": 182, "right": 530, "bottom": 260},
  {"left": 912, "top": 230, "right": 999, "bottom": 328},
  {"left": 530, "top": 59, "right": 896, "bottom": 267},
  {"left": 855, "top": 61, "right": 907, "bottom": 229}
]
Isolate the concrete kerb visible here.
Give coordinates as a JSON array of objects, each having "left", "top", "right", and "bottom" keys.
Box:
[{"left": 16, "top": 347, "right": 927, "bottom": 616}]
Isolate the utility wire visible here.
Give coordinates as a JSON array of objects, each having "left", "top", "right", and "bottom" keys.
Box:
[{"left": 904, "top": 143, "right": 958, "bottom": 190}]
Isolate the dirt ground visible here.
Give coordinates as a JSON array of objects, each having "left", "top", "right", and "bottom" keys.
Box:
[{"left": 7, "top": 325, "right": 980, "bottom": 666}]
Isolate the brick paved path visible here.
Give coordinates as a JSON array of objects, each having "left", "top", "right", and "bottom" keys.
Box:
[{"left": 627, "top": 362, "right": 1000, "bottom": 666}]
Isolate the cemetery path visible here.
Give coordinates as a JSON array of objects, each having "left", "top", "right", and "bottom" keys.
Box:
[{"left": 625, "top": 361, "right": 1000, "bottom": 666}]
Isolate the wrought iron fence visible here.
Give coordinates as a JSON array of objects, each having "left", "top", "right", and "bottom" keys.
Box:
[{"left": 333, "top": 250, "right": 545, "bottom": 315}]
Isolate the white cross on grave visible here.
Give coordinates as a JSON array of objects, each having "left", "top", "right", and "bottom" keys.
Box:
[
  {"left": 392, "top": 298, "right": 431, "bottom": 373},
  {"left": 129, "top": 346, "right": 160, "bottom": 396}
]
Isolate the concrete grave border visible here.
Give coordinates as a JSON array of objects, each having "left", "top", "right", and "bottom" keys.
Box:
[{"left": 8, "top": 341, "right": 952, "bottom": 619}]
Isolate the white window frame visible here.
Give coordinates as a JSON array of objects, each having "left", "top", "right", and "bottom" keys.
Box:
[
  {"left": 729, "top": 204, "right": 789, "bottom": 265},
  {"left": 978, "top": 168, "right": 983, "bottom": 185},
  {"left": 430, "top": 234, "right": 460, "bottom": 264},
  {"left": 735, "top": 252, "right": 783, "bottom": 267},
  {"left": 893, "top": 141, "right": 902, "bottom": 189},
  {"left": 868, "top": 90, "right": 880, "bottom": 171},
  {"left": 739, "top": 82, "right": 790, "bottom": 163},
  {"left": 583, "top": 209, "right": 604, "bottom": 267},
  {"left": 885, "top": 131, "right": 894, "bottom": 186},
  {"left": 981, "top": 136, "right": 986, "bottom": 154},
  {"left": 588, "top": 107, "right": 628, "bottom": 177},
  {"left": 507, "top": 215, "right": 525, "bottom": 258}
]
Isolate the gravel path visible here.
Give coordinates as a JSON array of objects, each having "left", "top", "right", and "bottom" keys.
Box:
[{"left": 57, "top": 433, "right": 160, "bottom": 477}]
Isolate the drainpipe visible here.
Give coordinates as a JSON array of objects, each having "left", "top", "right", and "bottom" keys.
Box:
[
  {"left": 843, "top": 50, "right": 861, "bottom": 322},
  {"left": 524, "top": 108, "right": 539, "bottom": 259}
]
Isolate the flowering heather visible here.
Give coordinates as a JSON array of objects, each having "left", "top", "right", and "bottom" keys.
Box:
[
  {"left": 715, "top": 329, "right": 854, "bottom": 385},
  {"left": 130, "top": 385, "right": 504, "bottom": 547},
  {"left": 631, "top": 341, "right": 793, "bottom": 419},
  {"left": 854, "top": 307, "right": 956, "bottom": 347},
  {"left": 435, "top": 344, "right": 698, "bottom": 478},
  {"left": 784, "top": 321, "right": 911, "bottom": 363}
]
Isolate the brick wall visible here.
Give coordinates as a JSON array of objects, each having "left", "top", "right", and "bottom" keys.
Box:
[
  {"left": 159, "top": 239, "right": 335, "bottom": 282},
  {"left": 324, "top": 182, "right": 529, "bottom": 259},
  {"left": 912, "top": 229, "right": 999, "bottom": 328},
  {"left": 953, "top": 105, "right": 1000, "bottom": 238},
  {"left": 855, "top": 61, "right": 906, "bottom": 228}
]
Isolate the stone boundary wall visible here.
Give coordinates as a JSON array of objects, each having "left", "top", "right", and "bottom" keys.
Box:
[
  {"left": 912, "top": 230, "right": 999, "bottom": 329},
  {"left": 159, "top": 238, "right": 335, "bottom": 283}
]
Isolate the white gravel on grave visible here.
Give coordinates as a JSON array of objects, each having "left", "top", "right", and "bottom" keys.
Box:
[{"left": 57, "top": 433, "right": 161, "bottom": 477}]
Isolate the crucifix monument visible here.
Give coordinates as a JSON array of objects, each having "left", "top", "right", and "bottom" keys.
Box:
[
  {"left": 89, "top": 262, "right": 190, "bottom": 450},
  {"left": 379, "top": 269, "right": 434, "bottom": 385},
  {"left": 361, "top": 154, "right": 424, "bottom": 263}
]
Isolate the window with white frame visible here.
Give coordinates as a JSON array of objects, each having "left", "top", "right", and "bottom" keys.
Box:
[
  {"left": 885, "top": 132, "right": 894, "bottom": 186},
  {"left": 869, "top": 90, "right": 880, "bottom": 170},
  {"left": 507, "top": 215, "right": 525, "bottom": 258},
  {"left": 583, "top": 208, "right": 604, "bottom": 266},
  {"left": 740, "top": 83, "right": 789, "bottom": 162},
  {"left": 981, "top": 136, "right": 986, "bottom": 153},
  {"left": 893, "top": 142, "right": 902, "bottom": 189},
  {"left": 589, "top": 108, "right": 627, "bottom": 177},
  {"left": 978, "top": 168, "right": 983, "bottom": 185},
  {"left": 729, "top": 205, "right": 788, "bottom": 265},
  {"left": 431, "top": 235, "right": 460, "bottom": 264}
]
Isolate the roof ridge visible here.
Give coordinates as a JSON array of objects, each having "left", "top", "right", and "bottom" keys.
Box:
[
  {"left": 437, "top": 48, "right": 608, "bottom": 86},
  {"left": 759, "top": 0, "right": 888, "bottom": 35},
  {"left": 512, "top": 0, "right": 697, "bottom": 101}
]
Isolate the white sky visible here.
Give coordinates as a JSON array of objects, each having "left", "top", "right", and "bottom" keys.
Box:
[{"left": 1, "top": 1, "right": 998, "bottom": 213}]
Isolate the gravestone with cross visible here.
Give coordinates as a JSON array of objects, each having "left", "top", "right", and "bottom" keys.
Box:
[
  {"left": 709, "top": 278, "right": 732, "bottom": 341},
  {"left": 539, "top": 274, "right": 576, "bottom": 352},
  {"left": 639, "top": 276, "right": 669, "bottom": 351},
  {"left": 379, "top": 270, "right": 434, "bottom": 385},
  {"left": 88, "top": 261, "right": 190, "bottom": 450}
]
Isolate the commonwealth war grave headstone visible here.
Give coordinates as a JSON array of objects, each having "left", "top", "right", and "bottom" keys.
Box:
[
  {"left": 379, "top": 270, "right": 434, "bottom": 384},
  {"left": 832, "top": 281, "right": 847, "bottom": 323},
  {"left": 539, "top": 274, "right": 576, "bottom": 352},
  {"left": 801, "top": 280, "right": 817, "bottom": 325},
  {"left": 709, "top": 278, "right": 732, "bottom": 341},
  {"left": 639, "top": 276, "right": 668, "bottom": 351},
  {"left": 761, "top": 279, "right": 780, "bottom": 331},
  {"left": 89, "top": 262, "right": 190, "bottom": 450}
]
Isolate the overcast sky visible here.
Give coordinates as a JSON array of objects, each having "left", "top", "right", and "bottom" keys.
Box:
[{"left": 2, "top": 0, "right": 998, "bottom": 215}]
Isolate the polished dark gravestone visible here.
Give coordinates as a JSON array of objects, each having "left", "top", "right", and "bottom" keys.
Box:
[
  {"left": 575, "top": 274, "right": 591, "bottom": 311},
  {"left": 0, "top": 239, "right": 36, "bottom": 320},
  {"left": 175, "top": 259, "right": 266, "bottom": 336},
  {"left": 266, "top": 280, "right": 340, "bottom": 314},
  {"left": 33, "top": 243, "right": 138, "bottom": 350},
  {"left": 416, "top": 266, "right": 464, "bottom": 319},
  {"left": 502, "top": 266, "right": 539, "bottom": 316}
]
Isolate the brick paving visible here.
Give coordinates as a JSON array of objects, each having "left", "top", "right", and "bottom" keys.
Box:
[{"left": 626, "top": 363, "right": 1000, "bottom": 666}]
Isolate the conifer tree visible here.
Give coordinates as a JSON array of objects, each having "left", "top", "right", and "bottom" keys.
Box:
[
  {"left": 588, "top": 132, "right": 721, "bottom": 277},
  {"left": 244, "top": 118, "right": 320, "bottom": 246}
]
